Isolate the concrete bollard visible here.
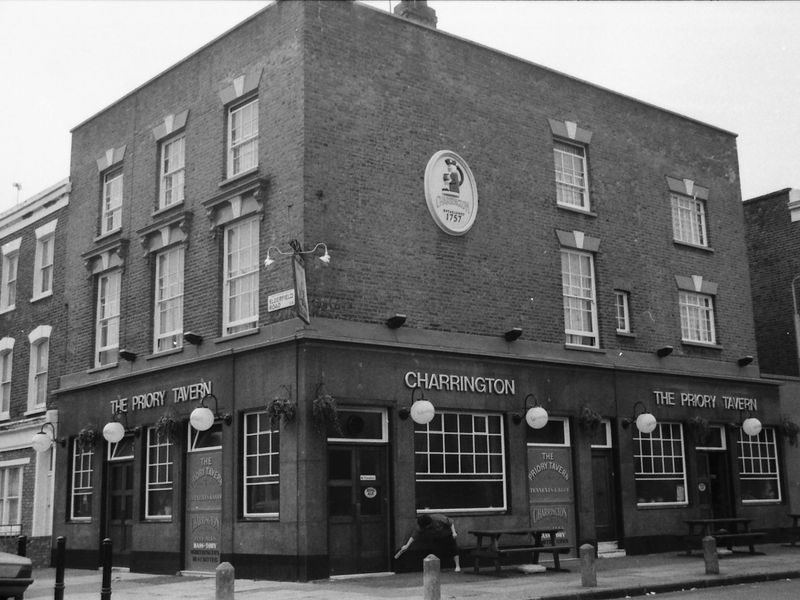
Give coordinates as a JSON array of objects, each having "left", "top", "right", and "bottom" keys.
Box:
[
  {"left": 423, "top": 554, "right": 441, "bottom": 600},
  {"left": 216, "top": 562, "right": 235, "bottom": 600},
  {"left": 580, "top": 543, "right": 597, "bottom": 588},
  {"left": 702, "top": 536, "right": 719, "bottom": 575}
]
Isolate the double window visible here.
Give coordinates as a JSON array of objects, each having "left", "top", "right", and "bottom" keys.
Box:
[
  {"left": 738, "top": 427, "right": 781, "bottom": 503},
  {"left": 154, "top": 247, "right": 184, "bottom": 353},
  {"left": 671, "top": 192, "right": 707, "bottom": 247},
  {"left": 159, "top": 135, "right": 185, "bottom": 209},
  {"left": 679, "top": 291, "right": 715, "bottom": 344},
  {"left": 561, "top": 249, "right": 598, "bottom": 348},
  {"left": 145, "top": 428, "right": 174, "bottom": 518},
  {"left": 101, "top": 169, "right": 123, "bottom": 235},
  {"left": 0, "top": 239, "right": 20, "bottom": 312},
  {"left": 554, "top": 141, "right": 589, "bottom": 211},
  {"left": 95, "top": 270, "right": 121, "bottom": 366},
  {"left": 243, "top": 411, "right": 280, "bottom": 517},
  {"left": 70, "top": 440, "right": 94, "bottom": 520},
  {"left": 223, "top": 217, "right": 259, "bottom": 335},
  {"left": 227, "top": 98, "right": 259, "bottom": 178},
  {"left": 633, "top": 422, "right": 687, "bottom": 506},
  {"left": 414, "top": 411, "right": 507, "bottom": 512}
]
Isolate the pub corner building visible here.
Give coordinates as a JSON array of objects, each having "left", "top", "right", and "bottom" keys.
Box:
[{"left": 46, "top": 0, "right": 799, "bottom": 582}]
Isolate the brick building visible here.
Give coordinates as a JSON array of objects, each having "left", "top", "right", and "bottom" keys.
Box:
[
  {"left": 0, "top": 179, "right": 69, "bottom": 566},
  {"left": 52, "top": 0, "right": 789, "bottom": 580}
]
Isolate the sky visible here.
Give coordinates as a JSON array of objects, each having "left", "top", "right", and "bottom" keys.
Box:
[{"left": 1, "top": 1, "right": 798, "bottom": 212}]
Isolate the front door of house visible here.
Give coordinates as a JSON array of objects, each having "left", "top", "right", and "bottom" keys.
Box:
[
  {"left": 106, "top": 461, "right": 134, "bottom": 567},
  {"left": 327, "top": 444, "right": 389, "bottom": 575}
]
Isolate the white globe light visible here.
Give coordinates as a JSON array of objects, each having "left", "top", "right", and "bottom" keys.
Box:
[
  {"left": 190, "top": 406, "right": 215, "bottom": 431},
  {"left": 525, "top": 406, "right": 549, "bottom": 429},
  {"left": 742, "top": 417, "right": 762, "bottom": 437},
  {"left": 102, "top": 421, "right": 125, "bottom": 444},
  {"left": 31, "top": 431, "right": 53, "bottom": 453},
  {"left": 636, "top": 412, "right": 658, "bottom": 434},
  {"left": 410, "top": 400, "right": 435, "bottom": 425}
]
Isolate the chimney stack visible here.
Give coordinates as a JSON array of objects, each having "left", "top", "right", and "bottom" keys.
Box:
[{"left": 393, "top": 0, "right": 437, "bottom": 29}]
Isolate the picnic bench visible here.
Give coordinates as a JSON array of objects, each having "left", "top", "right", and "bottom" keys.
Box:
[
  {"left": 683, "top": 518, "right": 764, "bottom": 555},
  {"left": 469, "top": 527, "right": 571, "bottom": 574}
]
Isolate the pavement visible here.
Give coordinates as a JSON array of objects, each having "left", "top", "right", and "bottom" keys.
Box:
[{"left": 19, "top": 543, "right": 800, "bottom": 600}]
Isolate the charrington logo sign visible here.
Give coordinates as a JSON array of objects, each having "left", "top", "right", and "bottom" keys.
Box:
[{"left": 424, "top": 150, "right": 478, "bottom": 235}]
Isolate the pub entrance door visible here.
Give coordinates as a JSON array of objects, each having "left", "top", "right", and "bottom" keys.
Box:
[
  {"left": 697, "top": 450, "right": 734, "bottom": 519},
  {"left": 105, "top": 434, "right": 135, "bottom": 568}
]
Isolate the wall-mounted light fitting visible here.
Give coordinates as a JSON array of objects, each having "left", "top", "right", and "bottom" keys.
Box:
[
  {"left": 118, "top": 349, "right": 137, "bottom": 362},
  {"left": 386, "top": 314, "right": 407, "bottom": 329},
  {"left": 264, "top": 241, "right": 330, "bottom": 268},
  {"left": 102, "top": 409, "right": 140, "bottom": 443},
  {"left": 737, "top": 355, "right": 754, "bottom": 367},
  {"left": 511, "top": 393, "right": 549, "bottom": 429},
  {"left": 730, "top": 410, "right": 762, "bottom": 437},
  {"left": 183, "top": 332, "right": 203, "bottom": 345},
  {"left": 31, "top": 422, "right": 65, "bottom": 453},
  {"left": 399, "top": 386, "right": 435, "bottom": 425},
  {"left": 656, "top": 346, "right": 673, "bottom": 358},
  {"left": 622, "top": 401, "right": 657, "bottom": 433},
  {"left": 504, "top": 327, "right": 523, "bottom": 342},
  {"left": 190, "top": 393, "right": 233, "bottom": 432}
]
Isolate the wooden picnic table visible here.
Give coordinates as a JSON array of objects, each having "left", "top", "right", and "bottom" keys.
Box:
[
  {"left": 469, "top": 527, "right": 571, "bottom": 574},
  {"left": 684, "top": 517, "right": 764, "bottom": 555}
]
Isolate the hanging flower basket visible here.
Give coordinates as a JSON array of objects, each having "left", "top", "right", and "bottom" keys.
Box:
[
  {"left": 781, "top": 417, "right": 800, "bottom": 447},
  {"left": 77, "top": 425, "right": 99, "bottom": 450},
  {"left": 266, "top": 398, "right": 297, "bottom": 428},
  {"left": 688, "top": 415, "right": 711, "bottom": 445},
  {"left": 578, "top": 406, "right": 603, "bottom": 431},
  {"left": 155, "top": 411, "right": 181, "bottom": 441},
  {"left": 312, "top": 392, "right": 342, "bottom": 436}
]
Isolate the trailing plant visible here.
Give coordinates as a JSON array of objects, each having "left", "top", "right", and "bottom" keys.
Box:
[
  {"left": 155, "top": 411, "right": 181, "bottom": 441},
  {"left": 266, "top": 398, "right": 297, "bottom": 428},
  {"left": 77, "top": 425, "right": 99, "bottom": 450},
  {"left": 578, "top": 406, "right": 603, "bottom": 431},
  {"left": 688, "top": 415, "right": 711, "bottom": 445},
  {"left": 781, "top": 417, "right": 800, "bottom": 447},
  {"left": 312, "top": 390, "right": 342, "bottom": 436}
]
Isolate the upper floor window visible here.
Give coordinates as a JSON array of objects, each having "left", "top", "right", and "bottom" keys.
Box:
[
  {"left": 70, "top": 440, "right": 93, "bottom": 520},
  {"left": 679, "top": 291, "right": 715, "bottom": 345},
  {"left": 101, "top": 169, "right": 123, "bottom": 235},
  {"left": 95, "top": 270, "right": 121, "bottom": 367},
  {"left": 561, "top": 248, "right": 598, "bottom": 348},
  {"left": 0, "top": 338, "right": 13, "bottom": 420},
  {"left": 154, "top": 247, "right": 184, "bottom": 353},
  {"left": 223, "top": 217, "right": 259, "bottom": 336},
  {"left": 243, "top": 411, "right": 280, "bottom": 517},
  {"left": 0, "top": 239, "right": 21, "bottom": 312},
  {"left": 27, "top": 326, "right": 51, "bottom": 412},
  {"left": 33, "top": 220, "right": 57, "bottom": 300},
  {"left": 159, "top": 135, "right": 185, "bottom": 209},
  {"left": 615, "top": 290, "right": 631, "bottom": 334},
  {"left": 554, "top": 141, "right": 589, "bottom": 211},
  {"left": 227, "top": 98, "right": 259, "bottom": 178},
  {"left": 671, "top": 193, "right": 707, "bottom": 247}
]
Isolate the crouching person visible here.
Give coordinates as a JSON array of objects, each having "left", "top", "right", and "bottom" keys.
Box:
[{"left": 394, "top": 513, "right": 461, "bottom": 572}]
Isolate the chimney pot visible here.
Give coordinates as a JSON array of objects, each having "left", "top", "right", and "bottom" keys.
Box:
[{"left": 393, "top": 0, "right": 437, "bottom": 28}]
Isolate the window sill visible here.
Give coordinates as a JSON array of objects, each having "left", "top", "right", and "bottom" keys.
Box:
[
  {"left": 93, "top": 228, "right": 122, "bottom": 244},
  {"left": 636, "top": 502, "right": 689, "bottom": 509},
  {"left": 144, "top": 517, "right": 173, "bottom": 523},
  {"left": 673, "top": 240, "right": 714, "bottom": 253},
  {"left": 564, "top": 343, "right": 605, "bottom": 354},
  {"left": 146, "top": 347, "right": 183, "bottom": 361},
  {"left": 556, "top": 203, "right": 596, "bottom": 218},
  {"left": 214, "top": 327, "right": 260, "bottom": 344},
  {"left": 30, "top": 291, "right": 53, "bottom": 304},
  {"left": 24, "top": 407, "right": 46, "bottom": 417},
  {"left": 681, "top": 340, "right": 722, "bottom": 350},
  {"left": 616, "top": 331, "right": 637, "bottom": 338},
  {"left": 241, "top": 515, "right": 279, "bottom": 522},
  {"left": 0, "top": 306, "right": 15, "bottom": 315},
  {"left": 219, "top": 167, "right": 259, "bottom": 188},
  {"left": 151, "top": 201, "right": 185, "bottom": 218},
  {"left": 87, "top": 362, "right": 118, "bottom": 374}
]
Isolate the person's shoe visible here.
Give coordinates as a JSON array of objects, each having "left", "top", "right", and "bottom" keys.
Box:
[{"left": 455, "top": 567, "right": 461, "bottom": 572}]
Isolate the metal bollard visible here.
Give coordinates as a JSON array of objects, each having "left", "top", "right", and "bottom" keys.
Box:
[
  {"left": 580, "top": 543, "right": 597, "bottom": 588},
  {"left": 702, "top": 535, "right": 719, "bottom": 575},
  {"left": 100, "top": 538, "right": 112, "bottom": 600},
  {"left": 16, "top": 535, "right": 26, "bottom": 557},
  {"left": 54, "top": 536, "right": 66, "bottom": 600},
  {"left": 216, "top": 562, "right": 235, "bottom": 600},
  {"left": 423, "top": 554, "right": 441, "bottom": 600}
]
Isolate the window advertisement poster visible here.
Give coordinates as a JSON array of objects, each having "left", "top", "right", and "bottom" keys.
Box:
[
  {"left": 186, "top": 450, "right": 223, "bottom": 571},
  {"left": 527, "top": 446, "right": 576, "bottom": 555}
]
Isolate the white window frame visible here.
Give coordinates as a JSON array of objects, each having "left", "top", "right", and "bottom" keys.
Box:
[
  {"left": 414, "top": 411, "right": 507, "bottom": 514},
  {"left": 154, "top": 246, "right": 184, "bottom": 353},
  {"left": 188, "top": 422, "right": 223, "bottom": 452},
  {"left": 159, "top": 134, "right": 185, "bottom": 209},
  {"left": 32, "top": 220, "right": 57, "bottom": 301},
  {"left": 590, "top": 419, "right": 613, "bottom": 449},
  {"left": 738, "top": 427, "right": 782, "bottom": 504},
  {"left": 696, "top": 424, "right": 727, "bottom": 451},
  {"left": 145, "top": 428, "right": 173, "bottom": 519},
  {"left": 227, "top": 98, "right": 259, "bottom": 178},
  {"left": 561, "top": 249, "right": 599, "bottom": 348},
  {"left": 679, "top": 290, "right": 716, "bottom": 345},
  {"left": 554, "top": 140, "right": 589, "bottom": 211},
  {"left": 0, "top": 465, "right": 23, "bottom": 535},
  {"left": 101, "top": 169, "right": 123, "bottom": 235},
  {"left": 0, "top": 238, "right": 21, "bottom": 313},
  {"left": 243, "top": 411, "right": 280, "bottom": 518},
  {"left": 671, "top": 192, "right": 708, "bottom": 247},
  {"left": 0, "top": 338, "right": 14, "bottom": 421},
  {"left": 223, "top": 217, "right": 259, "bottom": 336},
  {"left": 526, "top": 416, "right": 571, "bottom": 447},
  {"left": 95, "top": 270, "right": 121, "bottom": 367},
  {"left": 27, "top": 326, "right": 51, "bottom": 412},
  {"left": 70, "top": 439, "right": 93, "bottom": 521},
  {"left": 615, "top": 291, "right": 631, "bottom": 334},
  {"left": 633, "top": 421, "right": 688, "bottom": 507},
  {"left": 327, "top": 407, "right": 389, "bottom": 443}
]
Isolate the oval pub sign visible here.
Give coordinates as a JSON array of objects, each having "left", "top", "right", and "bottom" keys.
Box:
[{"left": 424, "top": 150, "right": 478, "bottom": 236}]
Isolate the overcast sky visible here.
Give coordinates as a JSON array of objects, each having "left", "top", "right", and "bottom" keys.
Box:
[{"left": 1, "top": 1, "right": 798, "bottom": 212}]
